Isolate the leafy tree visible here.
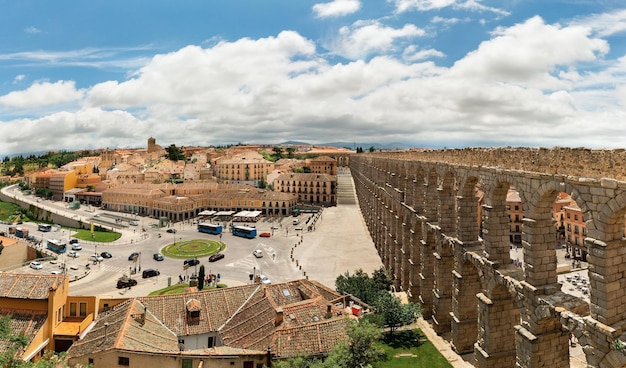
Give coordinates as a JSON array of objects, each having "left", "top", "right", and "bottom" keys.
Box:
[
  {"left": 286, "top": 147, "right": 296, "bottom": 158},
  {"left": 165, "top": 144, "right": 186, "bottom": 161},
  {"left": 258, "top": 179, "right": 267, "bottom": 189},
  {"left": 368, "top": 146, "right": 376, "bottom": 153},
  {"left": 198, "top": 265, "right": 205, "bottom": 290},
  {"left": 323, "top": 319, "right": 385, "bottom": 368},
  {"left": 373, "top": 292, "right": 420, "bottom": 335},
  {"left": 272, "top": 147, "right": 283, "bottom": 160},
  {"left": 335, "top": 267, "right": 390, "bottom": 305}
]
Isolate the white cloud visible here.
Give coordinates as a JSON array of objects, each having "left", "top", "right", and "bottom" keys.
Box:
[
  {"left": 12, "top": 75, "right": 26, "bottom": 84},
  {"left": 24, "top": 26, "right": 40, "bottom": 34},
  {"left": 389, "top": 0, "right": 507, "bottom": 15},
  {"left": 451, "top": 16, "right": 609, "bottom": 88},
  {"left": 0, "top": 80, "right": 84, "bottom": 109},
  {"left": 326, "top": 20, "right": 426, "bottom": 60},
  {"left": 313, "top": 0, "right": 361, "bottom": 18},
  {"left": 403, "top": 45, "right": 444, "bottom": 61},
  {"left": 571, "top": 8, "right": 626, "bottom": 38}
]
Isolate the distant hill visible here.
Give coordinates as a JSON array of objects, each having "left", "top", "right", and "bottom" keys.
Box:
[{"left": 279, "top": 141, "right": 415, "bottom": 150}]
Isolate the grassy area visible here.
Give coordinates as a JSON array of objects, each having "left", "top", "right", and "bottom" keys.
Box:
[
  {"left": 0, "top": 201, "right": 31, "bottom": 223},
  {"left": 73, "top": 228, "right": 121, "bottom": 242},
  {"left": 149, "top": 282, "right": 227, "bottom": 296},
  {"left": 376, "top": 329, "right": 453, "bottom": 368},
  {"left": 161, "top": 239, "right": 222, "bottom": 258}
]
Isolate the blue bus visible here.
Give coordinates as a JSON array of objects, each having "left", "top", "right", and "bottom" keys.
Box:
[
  {"left": 47, "top": 239, "right": 67, "bottom": 253},
  {"left": 198, "top": 223, "right": 223, "bottom": 235},
  {"left": 231, "top": 225, "right": 257, "bottom": 239}
]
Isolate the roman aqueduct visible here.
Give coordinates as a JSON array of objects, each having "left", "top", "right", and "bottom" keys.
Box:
[{"left": 349, "top": 147, "right": 626, "bottom": 368}]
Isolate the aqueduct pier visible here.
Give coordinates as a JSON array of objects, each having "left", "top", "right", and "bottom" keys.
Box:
[{"left": 350, "top": 147, "right": 626, "bottom": 368}]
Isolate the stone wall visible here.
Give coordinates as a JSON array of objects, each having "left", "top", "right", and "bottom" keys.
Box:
[{"left": 351, "top": 148, "right": 626, "bottom": 368}]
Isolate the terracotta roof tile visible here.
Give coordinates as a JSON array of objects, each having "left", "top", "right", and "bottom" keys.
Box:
[
  {"left": 0, "top": 273, "right": 65, "bottom": 300},
  {"left": 0, "top": 309, "right": 47, "bottom": 354}
]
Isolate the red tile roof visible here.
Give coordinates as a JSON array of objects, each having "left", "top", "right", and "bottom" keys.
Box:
[{"left": 0, "top": 273, "right": 65, "bottom": 300}]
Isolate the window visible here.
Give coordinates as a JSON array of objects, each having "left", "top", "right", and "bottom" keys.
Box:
[
  {"left": 208, "top": 336, "right": 214, "bottom": 348},
  {"left": 80, "top": 302, "right": 87, "bottom": 317},
  {"left": 182, "top": 359, "right": 193, "bottom": 368},
  {"left": 567, "top": 213, "right": 571, "bottom": 219},
  {"left": 70, "top": 303, "right": 77, "bottom": 317},
  {"left": 118, "top": 357, "right": 130, "bottom": 366}
]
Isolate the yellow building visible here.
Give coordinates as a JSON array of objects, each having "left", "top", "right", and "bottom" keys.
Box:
[
  {"left": 212, "top": 151, "right": 274, "bottom": 185},
  {"left": 273, "top": 173, "right": 337, "bottom": 206},
  {"left": 305, "top": 155, "right": 337, "bottom": 175},
  {"left": 0, "top": 273, "right": 98, "bottom": 362}
]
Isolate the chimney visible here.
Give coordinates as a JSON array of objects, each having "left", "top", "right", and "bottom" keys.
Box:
[
  {"left": 326, "top": 304, "right": 332, "bottom": 319},
  {"left": 275, "top": 308, "right": 283, "bottom": 326}
]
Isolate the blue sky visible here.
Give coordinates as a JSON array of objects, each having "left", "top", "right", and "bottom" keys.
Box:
[{"left": 1, "top": 0, "right": 626, "bottom": 156}]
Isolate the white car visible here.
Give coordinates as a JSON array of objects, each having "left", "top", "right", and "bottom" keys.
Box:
[
  {"left": 29, "top": 261, "right": 43, "bottom": 270},
  {"left": 68, "top": 251, "right": 80, "bottom": 258},
  {"left": 89, "top": 255, "right": 104, "bottom": 262},
  {"left": 253, "top": 249, "right": 263, "bottom": 258},
  {"left": 260, "top": 275, "right": 271, "bottom": 285},
  {"left": 71, "top": 244, "right": 82, "bottom": 251}
]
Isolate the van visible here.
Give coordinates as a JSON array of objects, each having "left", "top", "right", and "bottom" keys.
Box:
[{"left": 292, "top": 219, "right": 299, "bottom": 225}]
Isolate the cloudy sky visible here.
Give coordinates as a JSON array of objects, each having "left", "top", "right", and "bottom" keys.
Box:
[{"left": 1, "top": 0, "right": 625, "bottom": 156}]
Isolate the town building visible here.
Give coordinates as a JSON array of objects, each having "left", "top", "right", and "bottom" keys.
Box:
[
  {"left": 273, "top": 173, "right": 337, "bottom": 206},
  {"left": 0, "top": 273, "right": 98, "bottom": 363},
  {"left": 305, "top": 156, "right": 337, "bottom": 176},
  {"left": 101, "top": 182, "right": 298, "bottom": 221},
  {"left": 212, "top": 151, "right": 275, "bottom": 186}
]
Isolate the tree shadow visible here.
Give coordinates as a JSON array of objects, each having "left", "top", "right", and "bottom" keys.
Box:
[{"left": 382, "top": 329, "right": 425, "bottom": 349}]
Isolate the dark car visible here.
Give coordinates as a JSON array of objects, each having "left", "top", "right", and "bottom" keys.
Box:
[
  {"left": 153, "top": 253, "right": 164, "bottom": 261},
  {"left": 128, "top": 252, "right": 139, "bottom": 261},
  {"left": 101, "top": 251, "right": 113, "bottom": 259},
  {"left": 69, "top": 239, "right": 79, "bottom": 244},
  {"left": 184, "top": 258, "right": 200, "bottom": 266},
  {"left": 142, "top": 269, "right": 160, "bottom": 278},
  {"left": 209, "top": 253, "right": 225, "bottom": 262},
  {"left": 116, "top": 277, "right": 137, "bottom": 289},
  {"left": 167, "top": 228, "right": 177, "bottom": 233}
]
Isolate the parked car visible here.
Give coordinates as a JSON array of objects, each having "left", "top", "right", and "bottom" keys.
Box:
[
  {"left": 142, "top": 269, "right": 160, "bottom": 278},
  {"left": 116, "top": 276, "right": 137, "bottom": 289},
  {"left": 167, "top": 228, "right": 177, "bottom": 233},
  {"left": 89, "top": 254, "right": 104, "bottom": 262},
  {"left": 51, "top": 270, "right": 62, "bottom": 275},
  {"left": 29, "top": 261, "right": 43, "bottom": 270},
  {"left": 184, "top": 258, "right": 199, "bottom": 266},
  {"left": 260, "top": 275, "right": 271, "bottom": 285},
  {"left": 253, "top": 249, "right": 263, "bottom": 258},
  {"left": 69, "top": 239, "right": 79, "bottom": 244},
  {"left": 209, "top": 253, "right": 225, "bottom": 262},
  {"left": 68, "top": 251, "right": 80, "bottom": 258},
  {"left": 100, "top": 251, "right": 113, "bottom": 259},
  {"left": 128, "top": 252, "right": 139, "bottom": 261},
  {"left": 71, "top": 243, "right": 82, "bottom": 251},
  {"left": 153, "top": 253, "right": 164, "bottom": 261},
  {"left": 259, "top": 232, "right": 271, "bottom": 238}
]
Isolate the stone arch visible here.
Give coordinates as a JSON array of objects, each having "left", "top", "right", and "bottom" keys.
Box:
[{"left": 482, "top": 179, "right": 513, "bottom": 265}]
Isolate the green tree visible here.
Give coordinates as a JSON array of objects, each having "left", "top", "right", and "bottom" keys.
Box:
[
  {"left": 373, "top": 292, "right": 421, "bottom": 335},
  {"left": 368, "top": 146, "right": 376, "bottom": 153},
  {"left": 286, "top": 147, "right": 296, "bottom": 158},
  {"left": 198, "top": 265, "right": 205, "bottom": 290},
  {"left": 272, "top": 146, "right": 284, "bottom": 160},
  {"left": 165, "top": 144, "right": 186, "bottom": 161},
  {"left": 324, "top": 319, "right": 385, "bottom": 368},
  {"left": 335, "top": 267, "right": 391, "bottom": 305}
]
